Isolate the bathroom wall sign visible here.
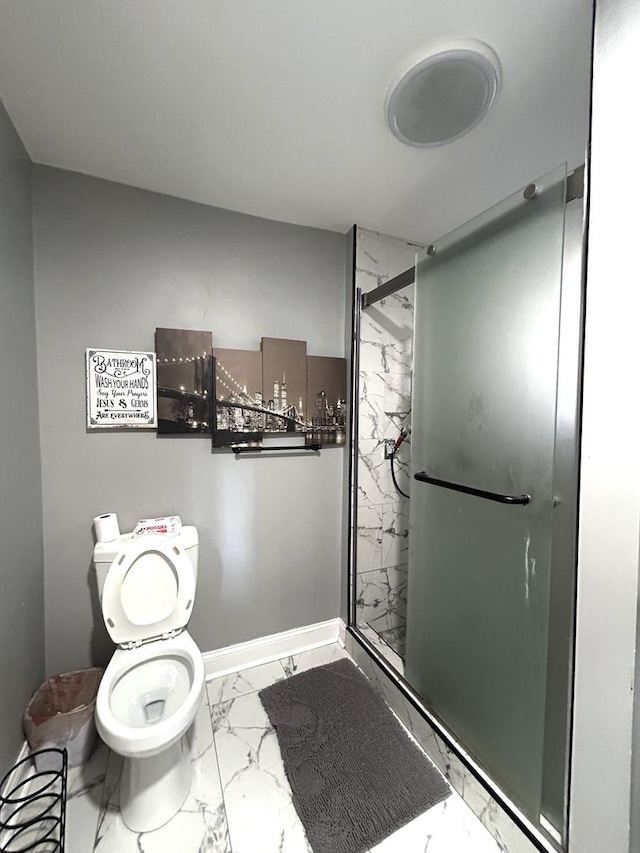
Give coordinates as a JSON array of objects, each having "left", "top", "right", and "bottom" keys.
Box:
[{"left": 86, "top": 348, "right": 157, "bottom": 428}]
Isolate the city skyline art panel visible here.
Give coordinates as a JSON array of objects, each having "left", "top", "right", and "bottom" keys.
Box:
[
  {"left": 262, "top": 337, "right": 307, "bottom": 426},
  {"left": 307, "top": 355, "right": 347, "bottom": 445},
  {"left": 212, "top": 347, "right": 264, "bottom": 442},
  {"left": 156, "top": 327, "right": 212, "bottom": 434},
  {"left": 212, "top": 336, "right": 346, "bottom": 448}
]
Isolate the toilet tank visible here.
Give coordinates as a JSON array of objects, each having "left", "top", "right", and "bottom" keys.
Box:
[{"left": 93, "top": 525, "right": 199, "bottom": 598}]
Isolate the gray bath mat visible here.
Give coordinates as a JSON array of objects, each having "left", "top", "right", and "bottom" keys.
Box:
[{"left": 259, "top": 657, "right": 450, "bottom": 853}]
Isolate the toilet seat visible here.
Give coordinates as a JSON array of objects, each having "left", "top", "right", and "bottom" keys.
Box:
[
  {"left": 96, "top": 631, "right": 205, "bottom": 759},
  {"left": 101, "top": 534, "right": 195, "bottom": 647}
]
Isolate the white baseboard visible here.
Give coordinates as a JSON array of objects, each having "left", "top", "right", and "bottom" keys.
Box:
[{"left": 203, "top": 618, "right": 346, "bottom": 681}]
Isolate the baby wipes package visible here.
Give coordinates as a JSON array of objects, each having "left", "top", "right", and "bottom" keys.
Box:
[{"left": 133, "top": 515, "right": 182, "bottom": 537}]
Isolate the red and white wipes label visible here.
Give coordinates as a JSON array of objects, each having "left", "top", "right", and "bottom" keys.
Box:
[{"left": 133, "top": 515, "right": 182, "bottom": 537}]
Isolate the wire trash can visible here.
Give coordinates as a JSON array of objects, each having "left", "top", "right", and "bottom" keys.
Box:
[{"left": 0, "top": 747, "right": 67, "bottom": 852}]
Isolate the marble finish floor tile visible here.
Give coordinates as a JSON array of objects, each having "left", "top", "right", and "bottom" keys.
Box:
[
  {"left": 63, "top": 640, "right": 512, "bottom": 853},
  {"left": 212, "top": 691, "right": 310, "bottom": 853},
  {"left": 211, "top": 690, "right": 282, "bottom": 779},
  {"left": 65, "top": 742, "right": 109, "bottom": 853},
  {"left": 219, "top": 752, "right": 311, "bottom": 853},
  {"left": 206, "top": 659, "right": 286, "bottom": 705},
  {"left": 370, "top": 794, "right": 501, "bottom": 853}
]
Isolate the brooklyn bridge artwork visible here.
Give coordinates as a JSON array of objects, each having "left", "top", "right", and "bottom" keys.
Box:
[{"left": 155, "top": 328, "right": 347, "bottom": 447}]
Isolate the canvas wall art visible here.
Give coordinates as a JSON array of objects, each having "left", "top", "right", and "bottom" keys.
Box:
[
  {"left": 155, "top": 328, "right": 346, "bottom": 447},
  {"left": 155, "top": 328, "right": 212, "bottom": 434},
  {"left": 213, "top": 337, "right": 347, "bottom": 448}
]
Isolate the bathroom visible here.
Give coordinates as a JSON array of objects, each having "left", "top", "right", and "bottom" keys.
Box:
[{"left": 0, "top": 1, "right": 638, "bottom": 852}]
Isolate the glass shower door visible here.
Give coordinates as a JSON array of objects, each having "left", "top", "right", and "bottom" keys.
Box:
[{"left": 405, "top": 165, "right": 569, "bottom": 828}]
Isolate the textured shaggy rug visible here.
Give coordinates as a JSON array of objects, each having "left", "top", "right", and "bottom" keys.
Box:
[{"left": 259, "top": 658, "right": 450, "bottom": 853}]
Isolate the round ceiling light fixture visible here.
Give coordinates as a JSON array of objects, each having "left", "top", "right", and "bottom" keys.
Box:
[{"left": 386, "top": 44, "right": 501, "bottom": 147}]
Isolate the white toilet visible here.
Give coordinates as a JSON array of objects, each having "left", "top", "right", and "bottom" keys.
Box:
[{"left": 93, "top": 525, "right": 205, "bottom": 832}]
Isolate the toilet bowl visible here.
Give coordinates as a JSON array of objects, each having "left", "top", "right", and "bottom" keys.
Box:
[
  {"left": 96, "top": 632, "right": 204, "bottom": 758},
  {"left": 93, "top": 525, "right": 205, "bottom": 832}
]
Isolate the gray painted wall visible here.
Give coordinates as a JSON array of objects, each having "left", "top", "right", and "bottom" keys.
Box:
[
  {"left": 32, "top": 166, "right": 347, "bottom": 677},
  {"left": 0, "top": 101, "right": 44, "bottom": 770}
]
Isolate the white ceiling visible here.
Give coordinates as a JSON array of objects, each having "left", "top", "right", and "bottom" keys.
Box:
[{"left": 0, "top": 1, "right": 593, "bottom": 244}]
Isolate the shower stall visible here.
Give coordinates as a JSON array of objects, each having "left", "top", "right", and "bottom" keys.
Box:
[{"left": 349, "top": 163, "right": 586, "bottom": 850}]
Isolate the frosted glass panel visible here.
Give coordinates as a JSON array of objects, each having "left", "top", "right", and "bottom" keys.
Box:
[{"left": 405, "top": 165, "right": 567, "bottom": 824}]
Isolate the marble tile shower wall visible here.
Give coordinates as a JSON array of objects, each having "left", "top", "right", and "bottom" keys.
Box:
[{"left": 355, "top": 228, "right": 418, "bottom": 642}]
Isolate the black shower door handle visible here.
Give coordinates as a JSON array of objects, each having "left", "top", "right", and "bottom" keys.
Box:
[{"left": 414, "top": 471, "right": 530, "bottom": 505}]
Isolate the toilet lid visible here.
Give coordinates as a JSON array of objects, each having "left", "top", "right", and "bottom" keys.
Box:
[{"left": 101, "top": 535, "right": 195, "bottom": 646}]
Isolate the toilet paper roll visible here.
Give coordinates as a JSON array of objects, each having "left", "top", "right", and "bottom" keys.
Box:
[{"left": 93, "top": 513, "right": 120, "bottom": 543}]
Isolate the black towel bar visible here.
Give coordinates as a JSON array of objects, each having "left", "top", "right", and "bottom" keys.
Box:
[
  {"left": 414, "top": 471, "right": 530, "bottom": 505},
  {"left": 232, "top": 443, "right": 322, "bottom": 455}
]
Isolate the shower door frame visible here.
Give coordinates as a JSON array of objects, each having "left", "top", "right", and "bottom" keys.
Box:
[{"left": 346, "top": 169, "right": 587, "bottom": 853}]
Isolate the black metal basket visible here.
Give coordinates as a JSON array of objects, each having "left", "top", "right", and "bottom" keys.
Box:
[{"left": 0, "top": 748, "right": 67, "bottom": 852}]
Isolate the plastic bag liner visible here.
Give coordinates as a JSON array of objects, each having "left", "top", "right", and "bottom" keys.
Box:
[{"left": 23, "top": 668, "right": 103, "bottom": 773}]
